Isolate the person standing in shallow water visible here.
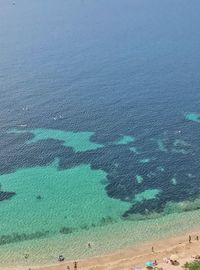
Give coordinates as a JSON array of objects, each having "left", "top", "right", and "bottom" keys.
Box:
[
  {"left": 74, "top": 261, "right": 78, "bottom": 270},
  {"left": 189, "top": 235, "right": 191, "bottom": 243}
]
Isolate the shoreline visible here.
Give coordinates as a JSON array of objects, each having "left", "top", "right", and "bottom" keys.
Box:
[{"left": 2, "top": 228, "right": 200, "bottom": 270}]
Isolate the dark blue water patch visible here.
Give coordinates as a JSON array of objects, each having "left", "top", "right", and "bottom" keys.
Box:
[
  {"left": 0, "top": 133, "right": 75, "bottom": 174},
  {"left": 0, "top": 191, "right": 16, "bottom": 201}
]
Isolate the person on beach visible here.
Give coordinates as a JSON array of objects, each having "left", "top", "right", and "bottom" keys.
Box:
[
  {"left": 74, "top": 261, "right": 78, "bottom": 270},
  {"left": 196, "top": 235, "right": 199, "bottom": 241},
  {"left": 67, "top": 266, "right": 70, "bottom": 270},
  {"left": 189, "top": 235, "right": 191, "bottom": 243},
  {"left": 58, "top": 255, "right": 65, "bottom": 262},
  {"left": 151, "top": 246, "right": 154, "bottom": 252},
  {"left": 24, "top": 254, "right": 29, "bottom": 259},
  {"left": 153, "top": 260, "right": 157, "bottom": 266}
]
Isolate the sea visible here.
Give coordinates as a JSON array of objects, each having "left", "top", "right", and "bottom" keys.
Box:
[{"left": 0, "top": 0, "right": 200, "bottom": 266}]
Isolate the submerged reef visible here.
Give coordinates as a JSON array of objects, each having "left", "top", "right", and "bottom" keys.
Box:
[
  {"left": 0, "top": 191, "right": 16, "bottom": 201},
  {"left": 1, "top": 126, "right": 200, "bottom": 221},
  {"left": 0, "top": 231, "right": 50, "bottom": 246},
  {"left": 59, "top": 227, "right": 76, "bottom": 234}
]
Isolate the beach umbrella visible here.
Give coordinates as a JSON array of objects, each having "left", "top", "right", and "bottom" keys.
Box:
[
  {"left": 145, "top": 261, "right": 153, "bottom": 267},
  {"left": 170, "top": 254, "right": 178, "bottom": 261}
]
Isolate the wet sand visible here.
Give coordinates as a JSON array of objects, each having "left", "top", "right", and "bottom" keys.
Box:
[{"left": 2, "top": 230, "right": 200, "bottom": 270}]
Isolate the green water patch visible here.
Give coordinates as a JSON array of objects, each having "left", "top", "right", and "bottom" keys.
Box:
[
  {"left": 135, "top": 175, "right": 144, "bottom": 184},
  {"left": 8, "top": 128, "right": 103, "bottom": 152},
  {"left": 114, "top": 135, "right": 135, "bottom": 145},
  {"left": 0, "top": 162, "right": 131, "bottom": 241},
  {"left": 139, "top": 158, "right": 150, "bottom": 164},
  {"left": 133, "top": 189, "right": 161, "bottom": 203},
  {"left": 164, "top": 198, "right": 200, "bottom": 215},
  {"left": 171, "top": 148, "right": 189, "bottom": 155},
  {"left": 173, "top": 139, "right": 191, "bottom": 148},
  {"left": 185, "top": 112, "right": 200, "bottom": 123},
  {"left": 157, "top": 166, "right": 165, "bottom": 172},
  {"left": 156, "top": 139, "right": 168, "bottom": 152},
  {"left": 171, "top": 177, "right": 177, "bottom": 185},
  {"left": 171, "top": 139, "right": 191, "bottom": 155},
  {"left": 130, "top": 146, "right": 140, "bottom": 154}
]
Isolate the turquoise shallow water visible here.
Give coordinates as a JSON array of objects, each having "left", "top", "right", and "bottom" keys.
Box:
[
  {"left": 1, "top": 136, "right": 200, "bottom": 266},
  {"left": 185, "top": 113, "right": 200, "bottom": 123},
  {"left": 9, "top": 128, "right": 103, "bottom": 152},
  {"left": 1, "top": 207, "right": 200, "bottom": 266},
  {"left": 0, "top": 161, "right": 130, "bottom": 236}
]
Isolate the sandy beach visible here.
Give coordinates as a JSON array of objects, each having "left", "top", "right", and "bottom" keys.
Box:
[{"left": 2, "top": 230, "right": 200, "bottom": 270}]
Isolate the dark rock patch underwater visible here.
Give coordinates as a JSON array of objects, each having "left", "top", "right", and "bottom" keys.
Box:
[
  {"left": 1, "top": 121, "right": 200, "bottom": 221},
  {"left": 0, "top": 191, "right": 16, "bottom": 201}
]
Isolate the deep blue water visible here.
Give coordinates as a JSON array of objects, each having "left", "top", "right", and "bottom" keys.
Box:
[{"left": 1, "top": 0, "right": 200, "bottom": 217}]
